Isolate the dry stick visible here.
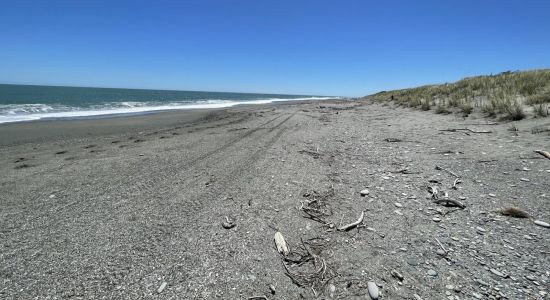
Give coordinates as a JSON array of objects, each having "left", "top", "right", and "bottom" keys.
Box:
[
  {"left": 452, "top": 178, "right": 462, "bottom": 190},
  {"left": 439, "top": 128, "right": 492, "bottom": 134},
  {"left": 433, "top": 199, "right": 466, "bottom": 209},
  {"left": 435, "top": 165, "right": 460, "bottom": 178},
  {"left": 434, "top": 237, "right": 447, "bottom": 253},
  {"left": 337, "top": 211, "right": 365, "bottom": 231},
  {"left": 534, "top": 150, "right": 550, "bottom": 160}
]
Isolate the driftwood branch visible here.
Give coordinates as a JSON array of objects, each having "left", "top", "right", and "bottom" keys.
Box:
[
  {"left": 439, "top": 128, "right": 492, "bottom": 134},
  {"left": 435, "top": 165, "right": 460, "bottom": 178},
  {"left": 434, "top": 237, "right": 448, "bottom": 254},
  {"left": 534, "top": 150, "right": 550, "bottom": 160},
  {"left": 452, "top": 178, "right": 461, "bottom": 190},
  {"left": 433, "top": 199, "right": 466, "bottom": 209},
  {"left": 337, "top": 211, "right": 365, "bottom": 231}
]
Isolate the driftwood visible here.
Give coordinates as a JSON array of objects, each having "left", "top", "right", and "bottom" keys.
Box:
[
  {"left": 452, "top": 178, "right": 462, "bottom": 190},
  {"left": 534, "top": 150, "right": 550, "bottom": 160},
  {"left": 282, "top": 238, "right": 336, "bottom": 296},
  {"left": 427, "top": 186, "right": 439, "bottom": 199},
  {"left": 433, "top": 199, "right": 466, "bottom": 209},
  {"left": 274, "top": 232, "right": 290, "bottom": 256},
  {"left": 434, "top": 237, "right": 448, "bottom": 254},
  {"left": 435, "top": 165, "right": 460, "bottom": 178},
  {"left": 337, "top": 211, "right": 365, "bottom": 231},
  {"left": 440, "top": 128, "right": 492, "bottom": 134}
]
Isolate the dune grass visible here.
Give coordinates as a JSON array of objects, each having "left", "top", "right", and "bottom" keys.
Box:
[{"left": 366, "top": 69, "right": 550, "bottom": 120}]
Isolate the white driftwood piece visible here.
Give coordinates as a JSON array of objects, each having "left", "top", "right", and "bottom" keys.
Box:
[
  {"left": 337, "top": 211, "right": 365, "bottom": 231},
  {"left": 534, "top": 150, "right": 550, "bottom": 160},
  {"left": 274, "top": 232, "right": 290, "bottom": 256}
]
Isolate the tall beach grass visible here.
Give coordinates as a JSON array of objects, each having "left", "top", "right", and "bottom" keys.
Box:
[{"left": 366, "top": 69, "right": 550, "bottom": 120}]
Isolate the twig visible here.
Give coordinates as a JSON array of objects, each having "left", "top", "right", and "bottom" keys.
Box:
[
  {"left": 434, "top": 237, "right": 447, "bottom": 253},
  {"left": 439, "top": 128, "right": 492, "bottom": 134},
  {"left": 337, "top": 211, "right": 365, "bottom": 231},
  {"left": 435, "top": 165, "right": 460, "bottom": 178},
  {"left": 248, "top": 297, "right": 268, "bottom": 300},
  {"left": 452, "top": 178, "right": 461, "bottom": 190},
  {"left": 433, "top": 199, "right": 466, "bottom": 209},
  {"left": 534, "top": 150, "right": 550, "bottom": 160}
]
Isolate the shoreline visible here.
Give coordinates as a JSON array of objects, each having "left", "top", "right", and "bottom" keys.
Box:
[{"left": 0, "top": 98, "right": 345, "bottom": 147}]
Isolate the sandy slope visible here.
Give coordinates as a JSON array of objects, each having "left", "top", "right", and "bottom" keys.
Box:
[{"left": 0, "top": 100, "right": 549, "bottom": 299}]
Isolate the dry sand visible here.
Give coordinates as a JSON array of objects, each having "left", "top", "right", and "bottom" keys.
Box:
[{"left": 1, "top": 99, "right": 549, "bottom": 299}]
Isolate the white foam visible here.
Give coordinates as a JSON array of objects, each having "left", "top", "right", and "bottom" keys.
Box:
[{"left": 0, "top": 97, "right": 337, "bottom": 124}]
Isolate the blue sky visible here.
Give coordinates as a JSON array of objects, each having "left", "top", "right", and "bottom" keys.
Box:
[{"left": 1, "top": 0, "right": 549, "bottom": 96}]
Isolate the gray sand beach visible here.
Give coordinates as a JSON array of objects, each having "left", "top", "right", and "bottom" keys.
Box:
[{"left": 1, "top": 99, "right": 549, "bottom": 299}]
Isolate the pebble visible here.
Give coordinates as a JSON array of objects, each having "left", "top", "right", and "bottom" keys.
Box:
[
  {"left": 520, "top": 178, "right": 530, "bottom": 182},
  {"left": 432, "top": 217, "right": 441, "bottom": 222},
  {"left": 139, "top": 154, "right": 144, "bottom": 156},
  {"left": 475, "top": 279, "right": 489, "bottom": 286},
  {"left": 476, "top": 226, "right": 486, "bottom": 234},
  {"left": 367, "top": 281, "right": 379, "bottom": 299},
  {"left": 328, "top": 284, "right": 335, "bottom": 297},
  {"left": 427, "top": 269, "right": 438, "bottom": 277},
  {"left": 394, "top": 210, "right": 403, "bottom": 216},
  {"left": 490, "top": 268, "right": 507, "bottom": 278},
  {"left": 488, "top": 193, "right": 496, "bottom": 197},
  {"left": 157, "top": 282, "right": 167, "bottom": 293},
  {"left": 49, "top": 194, "right": 56, "bottom": 199},
  {"left": 360, "top": 189, "right": 370, "bottom": 196},
  {"left": 436, "top": 249, "right": 447, "bottom": 256},
  {"left": 394, "top": 202, "right": 403, "bottom": 208},
  {"left": 407, "top": 259, "right": 419, "bottom": 266},
  {"left": 534, "top": 220, "right": 550, "bottom": 228}
]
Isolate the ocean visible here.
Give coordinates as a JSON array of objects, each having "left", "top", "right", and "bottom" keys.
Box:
[{"left": 0, "top": 84, "right": 335, "bottom": 124}]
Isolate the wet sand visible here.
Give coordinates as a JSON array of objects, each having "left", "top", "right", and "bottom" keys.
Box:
[{"left": 1, "top": 99, "right": 549, "bottom": 299}]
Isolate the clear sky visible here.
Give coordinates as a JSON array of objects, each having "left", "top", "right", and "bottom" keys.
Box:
[{"left": 1, "top": 0, "right": 549, "bottom": 96}]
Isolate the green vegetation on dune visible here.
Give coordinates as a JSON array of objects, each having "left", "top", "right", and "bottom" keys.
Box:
[{"left": 366, "top": 69, "right": 550, "bottom": 120}]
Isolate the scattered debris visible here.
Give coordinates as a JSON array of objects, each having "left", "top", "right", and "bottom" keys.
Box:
[
  {"left": 435, "top": 165, "right": 460, "bottom": 178},
  {"left": 390, "top": 270, "right": 404, "bottom": 281},
  {"left": 496, "top": 207, "right": 529, "bottom": 218},
  {"left": 433, "top": 199, "right": 466, "bottom": 209},
  {"left": 248, "top": 296, "right": 268, "bottom": 300},
  {"left": 452, "top": 178, "right": 461, "bottom": 190},
  {"left": 534, "top": 150, "right": 550, "bottom": 160},
  {"left": 281, "top": 238, "right": 336, "bottom": 297},
  {"left": 157, "top": 282, "right": 167, "bottom": 294},
  {"left": 385, "top": 138, "right": 402, "bottom": 142},
  {"left": 440, "top": 128, "right": 492, "bottom": 134},
  {"left": 274, "top": 232, "right": 290, "bottom": 256},
  {"left": 222, "top": 216, "right": 236, "bottom": 229},
  {"left": 337, "top": 211, "right": 364, "bottom": 231}
]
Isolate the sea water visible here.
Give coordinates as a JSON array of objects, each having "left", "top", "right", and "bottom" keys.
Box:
[{"left": 0, "top": 84, "right": 335, "bottom": 124}]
